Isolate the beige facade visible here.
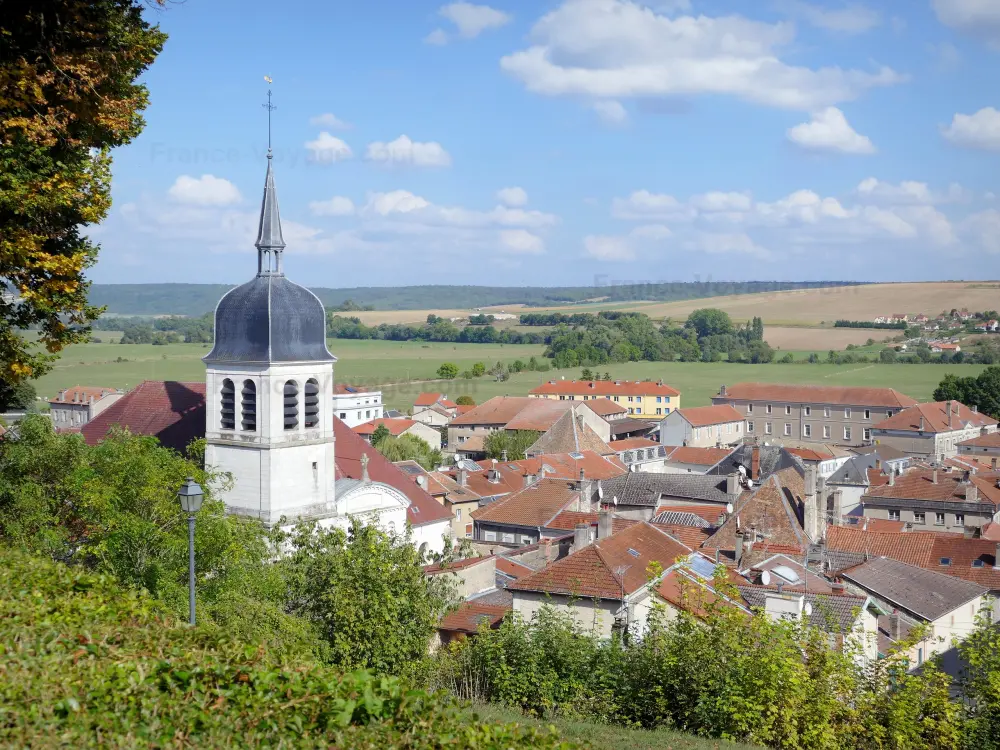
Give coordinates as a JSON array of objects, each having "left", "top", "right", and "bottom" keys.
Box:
[
  {"left": 861, "top": 501, "right": 996, "bottom": 532},
  {"left": 875, "top": 425, "right": 996, "bottom": 459},
  {"left": 425, "top": 557, "right": 496, "bottom": 599},
  {"left": 712, "top": 397, "right": 898, "bottom": 446}
]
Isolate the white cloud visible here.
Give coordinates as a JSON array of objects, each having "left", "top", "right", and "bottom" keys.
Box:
[
  {"left": 496, "top": 186, "right": 528, "bottom": 207},
  {"left": 942, "top": 107, "right": 1000, "bottom": 151},
  {"left": 309, "top": 113, "right": 351, "bottom": 129},
  {"left": 687, "top": 232, "right": 773, "bottom": 260},
  {"left": 593, "top": 100, "right": 628, "bottom": 125},
  {"left": 361, "top": 190, "right": 557, "bottom": 228},
  {"left": 690, "top": 191, "right": 753, "bottom": 212},
  {"left": 500, "top": 0, "right": 904, "bottom": 111},
  {"left": 308, "top": 196, "right": 356, "bottom": 216},
  {"left": 584, "top": 235, "right": 635, "bottom": 261},
  {"left": 932, "top": 0, "right": 1000, "bottom": 49},
  {"left": 962, "top": 209, "right": 1000, "bottom": 254},
  {"left": 365, "top": 135, "right": 452, "bottom": 167},
  {"left": 629, "top": 224, "right": 672, "bottom": 240},
  {"left": 305, "top": 132, "right": 354, "bottom": 163},
  {"left": 427, "top": 3, "right": 511, "bottom": 43},
  {"left": 611, "top": 190, "right": 689, "bottom": 220},
  {"left": 167, "top": 175, "right": 242, "bottom": 206},
  {"left": 499, "top": 229, "right": 545, "bottom": 254},
  {"left": 856, "top": 177, "right": 970, "bottom": 205},
  {"left": 776, "top": 1, "right": 880, "bottom": 34},
  {"left": 786, "top": 107, "right": 875, "bottom": 154}
]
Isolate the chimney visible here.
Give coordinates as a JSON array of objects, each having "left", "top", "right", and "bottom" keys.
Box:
[
  {"left": 734, "top": 530, "right": 745, "bottom": 567},
  {"left": 458, "top": 467, "right": 468, "bottom": 487},
  {"left": 973, "top": 405, "right": 979, "bottom": 414},
  {"left": 540, "top": 536, "right": 558, "bottom": 564},
  {"left": 572, "top": 523, "right": 590, "bottom": 552},
  {"left": 831, "top": 581, "right": 846, "bottom": 595},
  {"left": 874, "top": 458, "right": 882, "bottom": 471},
  {"left": 948, "top": 401, "right": 954, "bottom": 430},
  {"left": 888, "top": 467, "right": 896, "bottom": 486},
  {"left": 764, "top": 591, "right": 805, "bottom": 622},
  {"left": 992, "top": 458, "right": 997, "bottom": 472},
  {"left": 967, "top": 483, "right": 979, "bottom": 503},
  {"left": 726, "top": 473, "right": 740, "bottom": 496},
  {"left": 579, "top": 472, "right": 594, "bottom": 510},
  {"left": 888, "top": 612, "right": 903, "bottom": 641},
  {"left": 58, "top": 390, "right": 66, "bottom": 402},
  {"left": 598, "top": 509, "right": 613, "bottom": 540},
  {"left": 720, "top": 384, "right": 728, "bottom": 397},
  {"left": 932, "top": 469, "right": 938, "bottom": 484},
  {"left": 919, "top": 415, "right": 926, "bottom": 432},
  {"left": 805, "top": 465, "right": 817, "bottom": 497},
  {"left": 523, "top": 473, "right": 533, "bottom": 488}
]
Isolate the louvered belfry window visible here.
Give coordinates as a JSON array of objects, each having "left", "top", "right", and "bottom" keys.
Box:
[
  {"left": 304, "top": 378, "right": 320, "bottom": 428},
  {"left": 220, "top": 379, "right": 235, "bottom": 430},
  {"left": 284, "top": 380, "right": 299, "bottom": 430},
  {"left": 241, "top": 379, "right": 257, "bottom": 431}
]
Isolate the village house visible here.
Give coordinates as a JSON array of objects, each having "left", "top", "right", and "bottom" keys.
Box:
[
  {"left": 471, "top": 476, "right": 594, "bottom": 547},
  {"left": 353, "top": 416, "right": 442, "bottom": 450},
  {"left": 959, "top": 432, "right": 1000, "bottom": 467},
  {"left": 332, "top": 383, "right": 383, "bottom": 427},
  {"left": 711, "top": 383, "right": 917, "bottom": 446},
  {"left": 411, "top": 392, "right": 458, "bottom": 427},
  {"left": 608, "top": 437, "right": 669, "bottom": 472},
  {"left": 48, "top": 386, "right": 123, "bottom": 429},
  {"left": 529, "top": 379, "right": 681, "bottom": 419},
  {"left": 870, "top": 401, "right": 998, "bottom": 459},
  {"left": 659, "top": 404, "right": 745, "bottom": 448}
]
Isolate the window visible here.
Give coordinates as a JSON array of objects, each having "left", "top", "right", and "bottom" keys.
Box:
[
  {"left": 569, "top": 395, "right": 575, "bottom": 401},
  {"left": 357, "top": 411, "right": 362, "bottom": 420},
  {"left": 804, "top": 406, "right": 812, "bottom": 417},
  {"left": 765, "top": 422, "right": 773, "bottom": 435},
  {"left": 956, "top": 513, "right": 965, "bottom": 526},
  {"left": 283, "top": 381, "right": 299, "bottom": 430},
  {"left": 365, "top": 410, "right": 371, "bottom": 418},
  {"left": 823, "top": 425, "right": 831, "bottom": 439},
  {"left": 824, "top": 407, "right": 831, "bottom": 418},
  {"left": 863, "top": 428, "right": 871, "bottom": 441},
  {"left": 656, "top": 408, "right": 662, "bottom": 415},
  {"left": 220, "top": 379, "right": 235, "bottom": 430},
  {"left": 864, "top": 409, "right": 871, "bottom": 420},
  {"left": 917, "top": 648, "right": 923, "bottom": 666},
  {"left": 747, "top": 420, "right": 755, "bottom": 433},
  {"left": 521, "top": 536, "right": 532, "bottom": 545},
  {"left": 665, "top": 396, "right": 671, "bottom": 404},
  {"left": 935, "top": 512, "right": 945, "bottom": 526},
  {"left": 784, "top": 423, "right": 792, "bottom": 436},
  {"left": 973, "top": 559, "right": 985, "bottom": 568},
  {"left": 304, "top": 378, "right": 320, "bottom": 428},
  {"left": 766, "top": 404, "right": 773, "bottom": 414},
  {"left": 785, "top": 405, "right": 792, "bottom": 415},
  {"left": 502, "top": 533, "right": 515, "bottom": 543},
  {"left": 241, "top": 379, "right": 257, "bottom": 431},
  {"left": 559, "top": 395, "right": 566, "bottom": 400},
  {"left": 940, "top": 557, "right": 951, "bottom": 566},
  {"left": 339, "top": 412, "right": 346, "bottom": 419},
  {"left": 914, "top": 511, "right": 926, "bottom": 524},
  {"left": 889, "top": 510, "right": 900, "bottom": 521},
  {"left": 804, "top": 424, "right": 812, "bottom": 438},
  {"left": 636, "top": 396, "right": 642, "bottom": 403},
  {"left": 747, "top": 403, "right": 754, "bottom": 414},
  {"left": 484, "top": 531, "right": 496, "bottom": 542},
  {"left": 627, "top": 396, "right": 634, "bottom": 402},
  {"left": 613, "top": 396, "right": 619, "bottom": 402},
  {"left": 456, "top": 509, "right": 462, "bottom": 520},
  {"left": 844, "top": 408, "right": 851, "bottom": 418},
  {"left": 844, "top": 426, "right": 852, "bottom": 441}
]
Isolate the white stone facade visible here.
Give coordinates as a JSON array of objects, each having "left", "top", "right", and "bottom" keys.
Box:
[{"left": 333, "top": 387, "right": 383, "bottom": 427}]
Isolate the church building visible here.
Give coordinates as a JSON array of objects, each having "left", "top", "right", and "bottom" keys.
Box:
[{"left": 82, "top": 150, "right": 449, "bottom": 554}]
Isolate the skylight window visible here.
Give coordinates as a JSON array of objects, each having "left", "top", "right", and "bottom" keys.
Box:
[
  {"left": 940, "top": 557, "right": 951, "bottom": 566},
  {"left": 569, "top": 452, "right": 585, "bottom": 459},
  {"left": 973, "top": 560, "right": 985, "bottom": 568},
  {"left": 771, "top": 565, "right": 802, "bottom": 585},
  {"left": 627, "top": 548, "right": 640, "bottom": 558}
]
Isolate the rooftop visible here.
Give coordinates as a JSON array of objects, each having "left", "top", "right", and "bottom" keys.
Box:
[
  {"left": 666, "top": 446, "right": 735, "bottom": 466},
  {"left": 600, "top": 471, "right": 738, "bottom": 507},
  {"left": 716, "top": 383, "right": 917, "bottom": 409},
  {"left": 863, "top": 468, "right": 1000, "bottom": 507},
  {"left": 525, "top": 409, "right": 613, "bottom": 457},
  {"left": 530, "top": 379, "right": 680, "bottom": 398},
  {"left": 471, "top": 477, "right": 581, "bottom": 528},
  {"left": 48, "top": 385, "right": 120, "bottom": 405},
  {"left": 959, "top": 432, "right": 1000, "bottom": 449},
  {"left": 352, "top": 417, "right": 417, "bottom": 436},
  {"left": 873, "top": 401, "right": 997, "bottom": 434},
  {"left": 674, "top": 404, "right": 745, "bottom": 427},
  {"left": 81, "top": 380, "right": 206, "bottom": 453}
]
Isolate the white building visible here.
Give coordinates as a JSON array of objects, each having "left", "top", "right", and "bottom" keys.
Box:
[
  {"left": 659, "top": 405, "right": 745, "bottom": 448},
  {"left": 333, "top": 383, "right": 383, "bottom": 427},
  {"left": 49, "top": 385, "right": 123, "bottom": 428}
]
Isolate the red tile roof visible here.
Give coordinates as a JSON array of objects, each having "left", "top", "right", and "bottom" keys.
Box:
[
  {"left": 455, "top": 404, "right": 476, "bottom": 415},
  {"left": 415, "top": 392, "right": 444, "bottom": 406},
  {"left": 438, "top": 602, "right": 509, "bottom": 634},
  {"left": 530, "top": 380, "right": 680, "bottom": 397},
  {"left": 81, "top": 380, "right": 206, "bottom": 453},
  {"left": 786, "top": 447, "right": 836, "bottom": 462},
  {"left": 716, "top": 383, "right": 917, "bottom": 408},
  {"left": 48, "top": 385, "right": 119, "bottom": 405},
  {"left": 676, "top": 405, "right": 744, "bottom": 427},
  {"left": 609, "top": 437, "right": 659, "bottom": 451},
  {"left": 651, "top": 523, "right": 715, "bottom": 549},
  {"left": 703, "top": 467, "right": 808, "bottom": 554},
  {"left": 334, "top": 383, "right": 377, "bottom": 395},
  {"left": 495, "top": 556, "right": 532, "bottom": 579},
  {"left": 863, "top": 469, "right": 1000, "bottom": 507},
  {"left": 423, "top": 556, "right": 491, "bottom": 575},
  {"left": 471, "top": 478, "right": 580, "bottom": 527},
  {"left": 583, "top": 398, "right": 630, "bottom": 417},
  {"left": 510, "top": 522, "right": 693, "bottom": 599},
  {"left": 517, "top": 453, "right": 627, "bottom": 480},
  {"left": 959, "top": 432, "right": 1000, "bottom": 448},
  {"left": 654, "top": 503, "right": 730, "bottom": 524},
  {"left": 873, "top": 401, "right": 997, "bottom": 434},
  {"left": 665, "top": 446, "right": 734, "bottom": 466},
  {"left": 353, "top": 417, "right": 416, "bottom": 436},
  {"left": 333, "top": 417, "right": 452, "bottom": 527}
]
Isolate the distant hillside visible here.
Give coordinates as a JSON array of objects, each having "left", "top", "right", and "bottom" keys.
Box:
[{"left": 88, "top": 281, "right": 863, "bottom": 316}]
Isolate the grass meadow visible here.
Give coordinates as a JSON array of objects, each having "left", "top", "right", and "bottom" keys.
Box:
[{"left": 31, "top": 339, "right": 984, "bottom": 413}]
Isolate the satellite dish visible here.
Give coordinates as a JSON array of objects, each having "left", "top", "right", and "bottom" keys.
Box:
[
  {"left": 598, "top": 484, "right": 604, "bottom": 499},
  {"left": 612, "top": 495, "right": 618, "bottom": 506},
  {"left": 725, "top": 502, "right": 734, "bottom": 514},
  {"left": 760, "top": 570, "right": 771, "bottom": 586},
  {"left": 804, "top": 603, "right": 813, "bottom": 617},
  {"left": 454, "top": 455, "right": 462, "bottom": 464},
  {"left": 737, "top": 464, "right": 748, "bottom": 476},
  {"left": 747, "top": 479, "right": 754, "bottom": 489}
]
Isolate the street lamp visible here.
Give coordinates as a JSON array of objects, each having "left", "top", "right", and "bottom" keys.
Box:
[{"left": 177, "top": 477, "right": 204, "bottom": 625}]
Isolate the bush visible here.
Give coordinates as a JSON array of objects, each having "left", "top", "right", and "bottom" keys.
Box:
[
  {"left": 0, "top": 548, "right": 572, "bottom": 749},
  {"left": 471, "top": 362, "right": 486, "bottom": 377},
  {"left": 437, "top": 362, "right": 459, "bottom": 379}
]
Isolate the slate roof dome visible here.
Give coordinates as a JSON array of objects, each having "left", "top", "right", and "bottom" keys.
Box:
[{"left": 204, "top": 155, "right": 334, "bottom": 364}]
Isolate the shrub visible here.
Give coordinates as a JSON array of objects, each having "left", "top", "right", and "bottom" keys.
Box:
[{"left": 437, "top": 362, "right": 459, "bottom": 379}]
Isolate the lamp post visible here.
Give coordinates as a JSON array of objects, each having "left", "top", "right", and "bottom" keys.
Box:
[{"left": 177, "top": 477, "right": 204, "bottom": 625}]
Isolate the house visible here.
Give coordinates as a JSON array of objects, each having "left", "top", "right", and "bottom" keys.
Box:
[
  {"left": 598, "top": 470, "right": 744, "bottom": 522},
  {"left": 48, "top": 386, "right": 123, "bottom": 429},
  {"left": 525, "top": 408, "right": 614, "bottom": 457},
  {"left": 434, "top": 601, "right": 508, "bottom": 648},
  {"left": 824, "top": 454, "right": 895, "bottom": 520},
  {"left": 508, "top": 521, "right": 695, "bottom": 638},
  {"left": 840, "top": 557, "right": 991, "bottom": 668},
  {"left": 609, "top": 437, "right": 670, "bottom": 472},
  {"left": 471, "top": 477, "right": 592, "bottom": 546},
  {"left": 858, "top": 466, "right": 1000, "bottom": 533},
  {"left": 784, "top": 447, "right": 850, "bottom": 479},
  {"left": 423, "top": 555, "right": 497, "bottom": 599},
  {"left": 332, "top": 383, "right": 383, "bottom": 428},
  {"left": 914, "top": 314, "right": 929, "bottom": 324},
  {"left": 959, "top": 432, "right": 1000, "bottom": 467},
  {"left": 82, "top": 380, "right": 207, "bottom": 453},
  {"left": 931, "top": 342, "right": 961, "bottom": 354},
  {"left": 712, "top": 383, "right": 917, "bottom": 446},
  {"left": 413, "top": 392, "right": 457, "bottom": 416},
  {"left": 396, "top": 460, "right": 480, "bottom": 540},
  {"left": 353, "top": 417, "right": 442, "bottom": 450},
  {"left": 870, "top": 401, "right": 998, "bottom": 458},
  {"left": 528, "top": 379, "right": 681, "bottom": 419},
  {"left": 662, "top": 446, "right": 735, "bottom": 474},
  {"left": 659, "top": 405, "right": 745, "bottom": 448}
]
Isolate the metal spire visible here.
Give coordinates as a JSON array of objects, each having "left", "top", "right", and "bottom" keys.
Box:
[{"left": 256, "top": 76, "right": 285, "bottom": 276}]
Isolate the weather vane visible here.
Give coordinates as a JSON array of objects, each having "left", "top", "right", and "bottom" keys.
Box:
[{"left": 263, "top": 75, "right": 276, "bottom": 156}]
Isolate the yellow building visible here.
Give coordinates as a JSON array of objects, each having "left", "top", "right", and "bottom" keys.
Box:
[{"left": 528, "top": 379, "right": 681, "bottom": 419}]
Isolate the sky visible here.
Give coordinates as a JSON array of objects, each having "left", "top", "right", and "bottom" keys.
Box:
[{"left": 90, "top": 0, "right": 1000, "bottom": 289}]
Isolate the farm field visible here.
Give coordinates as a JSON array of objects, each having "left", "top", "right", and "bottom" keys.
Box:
[
  {"left": 31, "top": 340, "right": 982, "bottom": 413},
  {"left": 347, "top": 282, "right": 1000, "bottom": 328},
  {"left": 763, "top": 326, "right": 892, "bottom": 350}
]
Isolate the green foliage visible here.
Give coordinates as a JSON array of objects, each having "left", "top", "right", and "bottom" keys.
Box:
[
  {"left": 279, "top": 519, "right": 454, "bottom": 677},
  {"left": 484, "top": 430, "right": 540, "bottom": 461},
  {"left": 455, "top": 395, "right": 475, "bottom": 406},
  {"left": 933, "top": 366, "right": 1000, "bottom": 418},
  {"left": 0, "top": 547, "right": 572, "bottom": 749},
  {"left": 471, "top": 361, "right": 486, "bottom": 377},
  {"left": 686, "top": 309, "right": 734, "bottom": 339},
  {"left": 0, "top": 378, "right": 36, "bottom": 410},
  {"left": 370, "top": 422, "right": 391, "bottom": 446},
  {"left": 437, "top": 362, "right": 459, "bottom": 379},
  {"left": 374, "top": 433, "right": 442, "bottom": 470}
]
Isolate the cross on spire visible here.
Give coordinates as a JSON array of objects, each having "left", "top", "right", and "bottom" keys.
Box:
[
  {"left": 255, "top": 76, "right": 285, "bottom": 276},
  {"left": 262, "top": 76, "right": 276, "bottom": 157}
]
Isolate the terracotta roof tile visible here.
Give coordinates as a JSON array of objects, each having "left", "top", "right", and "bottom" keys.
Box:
[
  {"left": 48, "top": 385, "right": 120, "bottom": 405},
  {"left": 353, "top": 417, "right": 417, "bottom": 435},
  {"left": 471, "top": 478, "right": 580, "bottom": 527},
  {"left": 959, "top": 432, "right": 1000, "bottom": 448},
  {"left": 526, "top": 409, "right": 614, "bottom": 456},
  {"left": 786, "top": 447, "right": 836, "bottom": 462},
  {"left": 81, "top": 380, "right": 206, "bottom": 453},
  {"left": 650, "top": 523, "right": 715, "bottom": 549},
  {"left": 438, "top": 602, "right": 509, "bottom": 634},
  {"left": 873, "top": 401, "right": 997, "bottom": 434},
  {"left": 415, "top": 392, "right": 444, "bottom": 406},
  {"left": 717, "top": 383, "right": 917, "bottom": 408},
  {"left": 676, "top": 405, "right": 744, "bottom": 427},
  {"left": 530, "top": 380, "right": 680, "bottom": 397},
  {"left": 495, "top": 556, "right": 533, "bottom": 579},
  {"left": 704, "top": 468, "right": 808, "bottom": 553},
  {"left": 863, "top": 469, "right": 1000, "bottom": 507}
]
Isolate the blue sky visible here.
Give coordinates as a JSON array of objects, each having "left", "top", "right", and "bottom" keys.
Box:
[{"left": 90, "top": 0, "right": 1000, "bottom": 288}]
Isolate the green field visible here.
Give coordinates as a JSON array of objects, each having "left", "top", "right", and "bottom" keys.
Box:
[
  {"left": 468, "top": 704, "right": 757, "bottom": 749},
  {"left": 31, "top": 339, "right": 983, "bottom": 413}
]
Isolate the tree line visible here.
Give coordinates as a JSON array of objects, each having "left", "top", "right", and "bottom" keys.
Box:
[
  {"left": 327, "top": 314, "right": 549, "bottom": 345},
  {"left": 834, "top": 320, "right": 908, "bottom": 329}
]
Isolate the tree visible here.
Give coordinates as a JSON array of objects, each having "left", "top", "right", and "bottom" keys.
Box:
[
  {"left": 1, "top": 2, "right": 167, "bottom": 382},
  {"left": 280, "top": 519, "right": 454, "bottom": 676},
  {"left": 374, "top": 433, "right": 442, "bottom": 470},
  {"left": 489, "top": 361, "right": 510, "bottom": 382},
  {"left": 437, "top": 362, "right": 459, "bottom": 379},
  {"left": 879, "top": 347, "right": 898, "bottom": 364},
  {"left": 685, "top": 309, "right": 734, "bottom": 339},
  {"left": 370, "top": 423, "right": 391, "bottom": 446},
  {"left": 0, "top": 379, "right": 36, "bottom": 411},
  {"left": 455, "top": 395, "right": 475, "bottom": 406},
  {"left": 484, "top": 430, "right": 540, "bottom": 461},
  {"left": 471, "top": 361, "right": 486, "bottom": 377}
]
